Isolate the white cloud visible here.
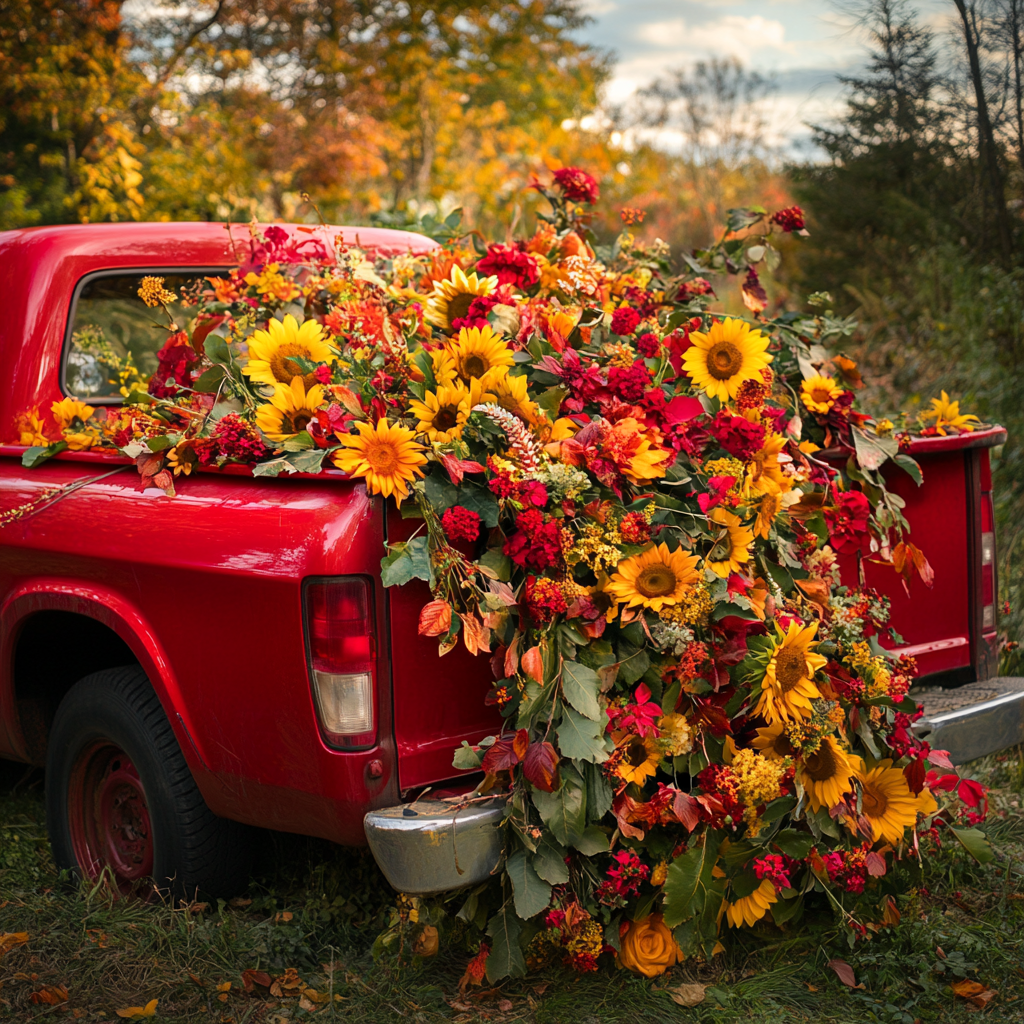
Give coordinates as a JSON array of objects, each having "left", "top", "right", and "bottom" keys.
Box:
[{"left": 635, "top": 14, "right": 790, "bottom": 56}]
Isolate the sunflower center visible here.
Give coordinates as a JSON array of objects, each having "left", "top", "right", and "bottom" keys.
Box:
[
  {"left": 707, "top": 530, "right": 734, "bottom": 563},
  {"left": 810, "top": 387, "right": 832, "bottom": 404},
  {"left": 774, "top": 646, "right": 807, "bottom": 691},
  {"left": 635, "top": 563, "right": 677, "bottom": 598},
  {"left": 707, "top": 340, "right": 743, "bottom": 380},
  {"left": 804, "top": 742, "right": 839, "bottom": 782},
  {"left": 462, "top": 354, "right": 488, "bottom": 378},
  {"left": 282, "top": 410, "right": 313, "bottom": 435},
  {"left": 760, "top": 494, "right": 779, "bottom": 518},
  {"left": 861, "top": 785, "right": 888, "bottom": 817},
  {"left": 772, "top": 733, "right": 796, "bottom": 758},
  {"left": 433, "top": 404, "right": 460, "bottom": 431},
  {"left": 269, "top": 343, "right": 314, "bottom": 383},
  {"left": 623, "top": 736, "right": 649, "bottom": 767},
  {"left": 366, "top": 440, "right": 399, "bottom": 473},
  {"left": 445, "top": 292, "right": 476, "bottom": 326}
]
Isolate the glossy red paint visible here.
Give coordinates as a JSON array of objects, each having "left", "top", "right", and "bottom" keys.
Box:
[{"left": 834, "top": 426, "right": 1006, "bottom": 682}]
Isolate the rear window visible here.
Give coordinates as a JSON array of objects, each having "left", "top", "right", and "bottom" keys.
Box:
[{"left": 63, "top": 270, "right": 222, "bottom": 402}]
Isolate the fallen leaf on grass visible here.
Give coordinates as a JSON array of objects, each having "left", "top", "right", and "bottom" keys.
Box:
[
  {"left": 952, "top": 980, "right": 997, "bottom": 1009},
  {"left": 274, "top": 912, "right": 293, "bottom": 923},
  {"left": 498, "top": 998, "right": 513, "bottom": 1011},
  {"left": 666, "top": 982, "right": 707, "bottom": 1007},
  {"left": 30, "top": 984, "right": 68, "bottom": 1005},
  {"left": 270, "top": 968, "right": 304, "bottom": 997},
  {"left": 298, "top": 995, "right": 318, "bottom": 1012},
  {"left": 116, "top": 998, "right": 158, "bottom": 1018},
  {"left": 216, "top": 980, "right": 231, "bottom": 1002},
  {"left": 0, "top": 933, "right": 28, "bottom": 960},
  {"left": 228, "top": 897, "right": 252, "bottom": 908},
  {"left": 828, "top": 959, "right": 865, "bottom": 989},
  {"left": 241, "top": 969, "right": 272, "bottom": 993},
  {"left": 804, "top": 983, "right": 818, "bottom": 992}
]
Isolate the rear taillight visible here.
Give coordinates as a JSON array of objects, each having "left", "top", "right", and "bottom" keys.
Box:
[
  {"left": 980, "top": 492, "right": 996, "bottom": 630},
  {"left": 303, "top": 577, "right": 376, "bottom": 748}
]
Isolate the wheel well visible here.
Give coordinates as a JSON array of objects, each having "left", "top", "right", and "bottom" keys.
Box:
[{"left": 14, "top": 611, "right": 137, "bottom": 763}]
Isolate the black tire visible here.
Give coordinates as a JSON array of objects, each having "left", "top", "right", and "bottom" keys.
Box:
[{"left": 46, "top": 665, "right": 252, "bottom": 899}]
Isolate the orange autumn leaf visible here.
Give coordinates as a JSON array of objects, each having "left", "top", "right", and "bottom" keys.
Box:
[
  {"left": 521, "top": 644, "right": 544, "bottom": 683},
  {"left": 115, "top": 998, "right": 158, "bottom": 1019},
  {"left": 833, "top": 354, "right": 864, "bottom": 389},
  {"left": 418, "top": 599, "right": 452, "bottom": 636},
  {"left": 30, "top": 985, "right": 68, "bottom": 1006},
  {"left": 0, "top": 932, "right": 29, "bottom": 959},
  {"left": 461, "top": 610, "right": 491, "bottom": 655},
  {"left": 952, "top": 979, "right": 997, "bottom": 1009}
]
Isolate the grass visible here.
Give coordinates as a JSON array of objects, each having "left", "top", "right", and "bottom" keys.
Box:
[{"left": 1, "top": 753, "right": 1023, "bottom": 1023}]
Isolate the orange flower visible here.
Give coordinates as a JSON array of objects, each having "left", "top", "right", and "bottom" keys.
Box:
[{"left": 617, "top": 914, "right": 684, "bottom": 977}]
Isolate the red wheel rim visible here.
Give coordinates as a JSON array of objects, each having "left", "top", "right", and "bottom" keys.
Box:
[{"left": 66, "top": 740, "right": 154, "bottom": 896}]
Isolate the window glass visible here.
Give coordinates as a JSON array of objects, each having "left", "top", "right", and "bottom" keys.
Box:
[{"left": 64, "top": 272, "right": 215, "bottom": 402}]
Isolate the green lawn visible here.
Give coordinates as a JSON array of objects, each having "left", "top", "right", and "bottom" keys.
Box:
[{"left": 1, "top": 753, "right": 1023, "bottom": 1024}]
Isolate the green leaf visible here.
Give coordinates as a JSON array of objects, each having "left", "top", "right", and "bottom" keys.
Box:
[
  {"left": 289, "top": 448, "right": 327, "bottom": 473},
  {"left": 853, "top": 427, "right": 898, "bottom": 472},
  {"left": 485, "top": 906, "right": 525, "bottom": 981},
  {"left": 725, "top": 206, "right": 766, "bottom": 232},
  {"left": 761, "top": 796, "right": 796, "bottom": 823},
  {"left": 894, "top": 453, "right": 923, "bottom": 485},
  {"left": 145, "top": 435, "right": 173, "bottom": 452},
  {"left": 663, "top": 832, "right": 720, "bottom": 928},
  {"left": 281, "top": 431, "right": 315, "bottom": 452},
  {"left": 533, "top": 836, "right": 569, "bottom": 885},
  {"left": 506, "top": 850, "right": 552, "bottom": 919},
  {"left": 479, "top": 547, "right": 511, "bottom": 581},
  {"left": 193, "top": 365, "right": 228, "bottom": 393},
  {"left": 770, "top": 893, "right": 803, "bottom": 925},
  {"left": 561, "top": 661, "right": 602, "bottom": 721},
  {"left": 204, "top": 335, "right": 231, "bottom": 364},
  {"left": 574, "top": 825, "right": 610, "bottom": 855},
  {"left": 772, "top": 829, "right": 814, "bottom": 860},
  {"left": 555, "top": 706, "right": 610, "bottom": 763},
  {"left": 380, "top": 536, "right": 432, "bottom": 587},
  {"left": 950, "top": 826, "right": 994, "bottom": 864},
  {"left": 615, "top": 642, "right": 650, "bottom": 685},
  {"left": 581, "top": 760, "right": 612, "bottom": 821},
  {"left": 532, "top": 766, "right": 586, "bottom": 848},
  {"left": 536, "top": 386, "right": 567, "bottom": 420},
  {"left": 21, "top": 441, "right": 67, "bottom": 468},
  {"left": 453, "top": 741, "right": 483, "bottom": 771}
]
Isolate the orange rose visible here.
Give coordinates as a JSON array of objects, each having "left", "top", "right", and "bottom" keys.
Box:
[
  {"left": 412, "top": 925, "right": 439, "bottom": 957},
  {"left": 617, "top": 913, "right": 684, "bottom": 978}
]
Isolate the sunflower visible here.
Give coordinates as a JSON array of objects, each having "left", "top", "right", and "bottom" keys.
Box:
[
  {"left": 681, "top": 317, "right": 773, "bottom": 401},
  {"left": 489, "top": 371, "right": 539, "bottom": 423},
  {"left": 607, "top": 542, "right": 702, "bottom": 612},
  {"left": 753, "top": 620, "right": 827, "bottom": 724},
  {"left": 616, "top": 734, "right": 662, "bottom": 785},
  {"left": 919, "top": 390, "right": 982, "bottom": 434},
  {"left": 743, "top": 433, "right": 791, "bottom": 498},
  {"left": 243, "top": 314, "right": 335, "bottom": 390},
  {"left": 800, "top": 737, "right": 857, "bottom": 812},
  {"left": 854, "top": 760, "right": 923, "bottom": 844},
  {"left": 424, "top": 266, "right": 498, "bottom": 331},
  {"left": 332, "top": 418, "right": 427, "bottom": 506},
  {"left": 409, "top": 383, "right": 473, "bottom": 443},
  {"left": 255, "top": 377, "right": 326, "bottom": 442},
  {"left": 705, "top": 508, "right": 753, "bottom": 578},
  {"left": 446, "top": 325, "right": 514, "bottom": 385},
  {"left": 751, "top": 720, "right": 797, "bottom": 761},
  {"left": 725, "top": 879, "right": 777, "bottom": 928},
  {"left": 800, "top": 374, "right": 843, "bottom": 414}
]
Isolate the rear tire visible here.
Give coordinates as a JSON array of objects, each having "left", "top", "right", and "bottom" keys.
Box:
[{"left": 46, "top": 665, "right": 252, "bottom": 899}]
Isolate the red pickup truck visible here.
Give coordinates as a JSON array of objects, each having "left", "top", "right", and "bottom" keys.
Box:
[{"left": 0, "top": 222, "right": 1018, "bottom": 898}]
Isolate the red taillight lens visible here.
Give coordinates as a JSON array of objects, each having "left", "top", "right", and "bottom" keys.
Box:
[{"left": 304, "top": 578, "right": 376, "bottom": 747}]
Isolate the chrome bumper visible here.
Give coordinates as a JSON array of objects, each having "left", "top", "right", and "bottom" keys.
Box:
[
  {"left": 913, "top": 677, "right": 1024, "bottom": 764},
  {"left": 363, "top": 797, "right": 504, "bottom": 894}
]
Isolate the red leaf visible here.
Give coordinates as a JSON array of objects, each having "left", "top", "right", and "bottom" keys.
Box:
[
  {"left": 957, "top": 778, "right": 986, "bottom": 809},
  {"left": 480, "top": 730, "right": 528, "bottom": 773},
  {"left": 418, "top": 599, "right": 452, "bottom": 637},
  {"left": 190, "top": 315, "right": 225, "bottom": 355},
  {"left": 827, "top": 959, "right": 863, "bottom": 989},
  {"left": 865, "top": 851, "right": 887, "bottom": 877},
  {"left": 440, "top": 453, "right": 486, "bottom": 485},
  {"left": 927, "top": 748, "right": 954, "bottom": 770},
  {"left": 672, "top": 791, "right": 701, "bottom": 831},
  {"left": 903, "top": 756, "right": 926, "bottom": 795},
  {"left": 461, "top": 611, "right": 491, "bottom": 656},
  {"left": 521, "top": 644, "right": 544, "bottom": 684},
  {"left": 241, "top": 969, "right": 272, "bottom": 993},
  {"left": 523, "top": 742, "right": 560, "bottom": 792},
  {"left": 504, "top": 634, "right": 521, "bottom": 678}
]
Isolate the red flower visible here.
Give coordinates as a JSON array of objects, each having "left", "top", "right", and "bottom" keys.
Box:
[
  {"left": 553, "top": 166, "right": 600, "bottom": 204},
  {"left": 148, "top": 331, "right": 199, "bottom": 398},
  {"left": 523, "top": 575, "right": 567, "bottom": 623},
  {"left": 450, "top": 294, "right": 498, "bottom": 331},
  {"left": 771, "top": 206, "right": 806, "bottom": 232},
  {"left": 606, "top": 683, "right": 662, "bottom": 738},
  {"left": 676, "top": 277, "right": 714, "bottom": 303},
  {"left": 605, "top": 849, "right": 650, "bottom": 896},
  {"left": 199, "top": 413, "right": 268, "bottom": 465},
  {"left": 619, "top": 511, "right": 650, "bottom": 545},
  {"left": 476, "top": 243, "right": 540, "bottom": 290},
  {"left": 610, "top": 306, "right": 641, "bottom": 336},
  {"left": 824, "top": 491, "right": 871, "bottom": 552},
  {"left": 635, "top": 332, "right": 660, "bottom": 358},
  {"left": 753, "top": 853, "right": 792, "bottom": 889},
  {"left": 503, "top": 508, "right": 562, "bottom": 570},
  {"left": 607, "top": 362, "right": 651, "bottom": 403},
  {"left": 441, "top": 505, "right": 481, "bottom": 544},
  {"left": 710, "top": 410, "right": 766, "bottom": 461}
]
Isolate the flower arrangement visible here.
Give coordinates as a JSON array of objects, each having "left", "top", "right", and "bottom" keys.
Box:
[{"left": 14, "top": 172, "right": 992, "bottom": 978}]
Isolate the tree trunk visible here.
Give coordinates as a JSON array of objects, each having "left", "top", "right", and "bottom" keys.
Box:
[{"left": 953, "top": 0, "right": 1013, "bottom": 262}]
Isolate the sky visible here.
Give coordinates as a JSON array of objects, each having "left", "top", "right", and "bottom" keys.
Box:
[{"left": 575, "top": 0, "right": 953, "bottom": 156}]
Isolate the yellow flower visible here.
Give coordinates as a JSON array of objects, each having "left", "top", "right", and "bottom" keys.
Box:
[
  {"left": 424, "top": 266, "right": 498, "bottom": 331},
  {"left": 242, "top": 314, "right": 334, "bottom": 391},
  {"left": 725, "top": 879, "right": 777, "bottom": 928},
  {"left": 489, "top": 371, "right": 539, "bottom": 423},
  {"left": 18, "top": 407, "right": 52, "bottom": 447},
  {"left": 604, "top": 418, "right": 672, "bottom": 484},
  {"left": 753, "top": 620, "right": 827, "bottom": 724},
  {"left": 244, "top": 262, "right": 302, "bottom": 303},
  {"left": 617, "top": 914, "right": 684, "bottom": 977},
  {"left": 137, "top": 275, "right": 177, "bottom": 307},
  {"left": 920, "top": 390, "right": 981, "bottom": 434},
  {"left": 255, "top": 376, "right": 326, "bottom": 442},
  {"left": 51, "top": 397, "right": 94, "bottom": 431},
  {"left": 607, "top": 542, "right": 702, "bottom": 612},
  {"left": 751, "top": 720, "right": 797, "bottom": 760},
  {"left": 853, "top": 760, "right": 924, "bottom": 844},
  {"left": 615, "top": 734, "right": 662, "bottom": 785},
  {"left": 800, "top": 374, "right": 843, "bottom": 414},
  {"left": 445, "top": 325, "right": 514, "bottom": 385},
  {"left": 732, "top": 747, "right": 785, "bottom": 806},
  {"left": 752, "top": 492, "right": 782, "bottom": 539},
  {"left": 332, "top": 418, "right": 427, "bottom": 506},
  {"left": 705, "top": 507, "right": 753, "bottom": 577},
  {"left": 799, "top": 737, "right": 857, "bottom": 812},
  {"left": 682, "top": 317, "right": 773, "bottom": 401},
  {"left": 409, "top": 383, "right": 473, "bottom": 443},
  {"left": 743, "top": 433, "right": 791, "bottom": 497},
  {"left": 658, "top": 713, "right": 693, "bottom": 757}
]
